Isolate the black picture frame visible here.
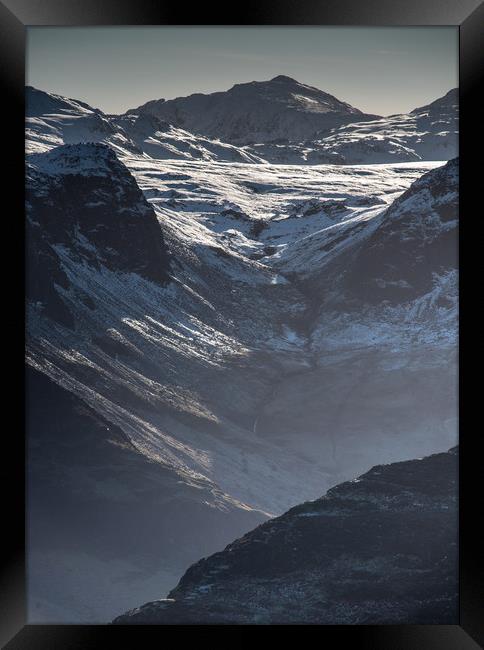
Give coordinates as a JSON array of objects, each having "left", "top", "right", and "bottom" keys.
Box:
[{"left": 1, "top": 1, "right": 482, "bottom": 646}]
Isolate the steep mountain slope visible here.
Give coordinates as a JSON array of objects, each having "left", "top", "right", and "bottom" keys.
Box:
[
  {"left": 342, "top": 157, "right": 458, "bottom": 303},
  {"left": 131, "top": 75, "right": 379, "bottom": 144},
  {"left": 27, "top": 142, "right": 170, "bottom": 287},
  {"left": 27, "top": 367, "right": 265, "bottom": 623},
  {"left": 26, "top": 143, "right": 269, "bottom": 621},
  {"left": 114, "top": 447, "right": 458, "bottom": 624}
]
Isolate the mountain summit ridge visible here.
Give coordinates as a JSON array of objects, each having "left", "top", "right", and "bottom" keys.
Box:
[{"left": 129, "top": 75, "right": 380, "bottom": 144}]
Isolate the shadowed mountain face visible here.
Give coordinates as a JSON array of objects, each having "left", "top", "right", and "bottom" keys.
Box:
[
  {"left": 27, "top": 368, "right": 266, "bottom": 622},
  {"left": 26, "top": 142, "right": 170, "bottom": 327},
  {"left": 130, "top": 76, "right": 379, "bottom": 145},
  {"left": 343, "top": 157, "right": 458, "bottom": 304},
  {"left": 114, "top": 447, "right": 458, "bottom": 625}
]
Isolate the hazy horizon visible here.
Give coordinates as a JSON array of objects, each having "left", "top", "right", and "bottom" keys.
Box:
[{"left": 27, "top": 26, "right": 458, "bottom": 116}]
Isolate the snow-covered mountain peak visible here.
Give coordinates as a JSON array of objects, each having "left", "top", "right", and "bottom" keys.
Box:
[
  {"left": 269, "top": 74, "right": 298, "bottom": 83},
  {"left": 131, "top": 76, "right": 379, "bottom": 144},
  {"left": 26, "top": 85, "right": 99, "bottom": 118},
  {"left": 411, "top": 87, "right": 458, "bottom": 115},
  {"left": 227, "top": 75, "right": 365, "bottom": 116},
  {"left": 29, "top": 142, "right": 123, "bottom": 177}
]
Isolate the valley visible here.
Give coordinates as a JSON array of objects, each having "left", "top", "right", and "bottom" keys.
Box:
[{"left": 25, "top": 80, "right": 458, "bottom": 622}]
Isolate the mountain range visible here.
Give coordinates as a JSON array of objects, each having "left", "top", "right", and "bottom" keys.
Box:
[
  {"left": 27, "top": 78, "right": 458, "bottom": 164},
  {"left": 25, "top": 77, "right": 458, "bottom": 622}
]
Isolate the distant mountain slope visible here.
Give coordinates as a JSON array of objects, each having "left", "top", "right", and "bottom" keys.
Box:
[
  {"left": 343, "top": 157, "right": 458, "bottom": 304},
  {"left": 27, "top": 84, "right": 457, "bottom": 165},
  {"left": 130, "top": 75, "right": 379, "bottom": 145},
  {"left": 114, "top": 447, "right": 458, "bottom": 624},
  {"left": 26, "top": 87, "right": 264, "bottom": 163},
  {"left": 112, "top": 112, "right": 264, "bottom": 163},
  {"left": 308, "top": 88, "right": 458, "bottom": 164},
  {"left": 26, "top": 86, "right": 140, "bottom": 156}
]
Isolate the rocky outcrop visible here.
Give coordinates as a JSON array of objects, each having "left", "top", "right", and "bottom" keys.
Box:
[
  {"left": 26, "top": 143, "right": 171, "bottom": 326},
  {"left": 344, "top": 158, "right": 458, "bottom": 304}
]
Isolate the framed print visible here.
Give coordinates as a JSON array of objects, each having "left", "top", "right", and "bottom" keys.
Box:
[{"left": 1, "top": 0, "right": 483, "bottom": 646}]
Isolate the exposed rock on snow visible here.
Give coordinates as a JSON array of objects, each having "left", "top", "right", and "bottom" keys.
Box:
[{"left": 27, "top": 143, "right": 171, "bottom": 316}]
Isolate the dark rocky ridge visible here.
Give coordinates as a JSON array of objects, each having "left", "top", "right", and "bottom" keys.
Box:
[
  {"left": 26, "top": 143, "right": 171, "bottom": 325},
  {"left": 343, "top": 158, "right": 458, "bottom": 304},
  {"left": 114, "top": 447, "right": 458, "bottom": 624}
]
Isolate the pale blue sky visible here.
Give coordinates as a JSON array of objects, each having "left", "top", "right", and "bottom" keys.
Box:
[{"left": 27, "top": 26, "right": 458, "bottom": 116}]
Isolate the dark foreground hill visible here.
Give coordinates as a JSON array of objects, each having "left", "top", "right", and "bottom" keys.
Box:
[{"left": 114, "top": 447, "right": 458, "bottom": 624}]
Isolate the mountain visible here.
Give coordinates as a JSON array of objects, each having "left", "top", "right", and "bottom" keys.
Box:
[
  {"left": 27, "top": 142, "right": 171, "bottom": 322},
  {"left": 114, "top": 447, "right": 458, "bottom": 624},
  {"left": 26, "top": 86, "right": 263, "bottom": 163},
  {"left": 308, "top": 88, "right": 459, "bottom": 164},
  {"left": 130, "top": 80, "right": 457, "bottom": 163},
  {"left": 343, "top": 157, "right": 458, "bottom": 303},
  {"left": 25, "top": 85, "right": 458, "bottom": 622},
  {"left": 130, "top": 75, "right": 380, "bottom": 145},
  {"left": 26, "top": 86, "right": 139, "bottom": 156},
  {"left": 27, "top": 84, "right": 458, "bottom": 165}
]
